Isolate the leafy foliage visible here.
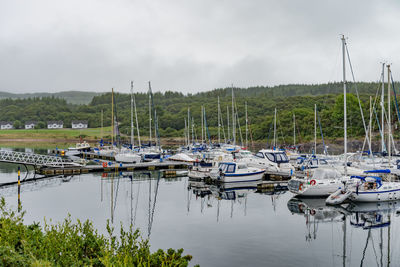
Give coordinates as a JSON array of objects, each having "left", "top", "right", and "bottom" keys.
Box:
[{"left": 0, "top": 198, "right": 194, "bottom": 266}]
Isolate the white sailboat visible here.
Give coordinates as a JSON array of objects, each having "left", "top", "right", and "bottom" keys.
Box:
[{"left": 115, "top": 82, "right": 141, "bottom": 163}]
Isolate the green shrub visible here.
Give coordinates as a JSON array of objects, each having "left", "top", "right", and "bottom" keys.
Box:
[{"left": 0, "top": 198, "right": 194, "bottom": 266}]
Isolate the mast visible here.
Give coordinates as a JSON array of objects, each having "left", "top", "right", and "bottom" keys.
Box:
[
  {"left": 342, "top": 35, "right": 348, "bottom": 176},
  {"left": 130, "top": 81, "right": 134, "bottom": 147},
  {"left": 201, "top": 106, "right": 204, "bottom": 144},
  {"left": 273, "top": 108, "right": 277, "bottom": 149},
  {"left": 314, "top": 104, "right": 317, "bottom": 154},
  {"left": 381, "top": 63, "right": 385, "bottom": 153},
  {"left": 111, "top": 88, "right": 114, "bottom": 147},
  {"left": 218, "top": 97, "right": 221, "bottom": 144},
  {"left": 101, "top": 109, "right": 103, "bottom": 140},
  {"left": 369, "top": 96, "right": 372, "bottom": 156},
  {"left": 245, "top": 101, "right": 248, "bottom": 149},
  {"left": 191, "top": 116, "right": 194, "bottom": 144},
  {"left": 134, "top": 95, "right": 141, "bottom": 147},
  {"left": 187, "top": 108, "right": 190, "bottom": 145},
  {"left": 148, "top": 83, "right": 152, "bottom": 146},
  {"left": 232, "top": 86, "right": 235, "bottom": 146},
  {"left": 293, "top": 113, "right": 296, "bottom": 147},
  {"left": 227, "top": 106, "right": 230, "bottom": 141},
  {"left": 184, "top": 118, "right": 187, "bottom": 146},
  {"left": 388, "top": 64, "right": 392, "bottom": 165}
]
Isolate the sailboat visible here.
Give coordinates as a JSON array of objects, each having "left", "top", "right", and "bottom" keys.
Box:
[
  {"left": 115, "top": 82, "right": 141, "bottom": 163},
  {"left": 289, "top": 36, "right": 354, "bottom": 196}
]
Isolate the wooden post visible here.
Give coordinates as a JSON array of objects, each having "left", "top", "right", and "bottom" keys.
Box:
[{"left": 18, "top": 166, "right": 21, "bottom": 212}]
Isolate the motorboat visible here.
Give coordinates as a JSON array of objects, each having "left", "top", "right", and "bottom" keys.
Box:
[
  {"left": 288, "top": 168, "right": 348, "bottom": 196},
  {"left": 327, "top": 175, "right": 400, "bottom": 203},
  {"left": 66, "top": 141, "right": 91, "bottom": 156},
  {"left": 210, "top": 162, "right": 264, "bottom": 183},
  {"left": 188, "top": 151, "right": 233, "bottom": 179},
  {"left": 189, "top": 160, "right": 216, "bottom": 179},
  {"left": 241, "top": 149, "right": 295, "bottom": 176}
]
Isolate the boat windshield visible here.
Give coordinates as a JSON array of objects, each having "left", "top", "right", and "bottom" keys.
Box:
[
  {"left": 219, "top": 163, "right": 236, "bottom": 173},
  {"left": 264, "top": 152, "right": 289, "bottom": 163},
  {"left": 312, "top": 168, "right": 341, "bottom": 180}
]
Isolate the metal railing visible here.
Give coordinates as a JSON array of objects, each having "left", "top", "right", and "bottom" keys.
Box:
[{"left": 0, "top": 150, "right": 74, "bottom": 167}]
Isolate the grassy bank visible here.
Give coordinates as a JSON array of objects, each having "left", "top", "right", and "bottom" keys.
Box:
[
  {"left": 0, "top": 198, "right": 194, "bottom": 266},
  {"left": 0, "top": 127, "right": 112, "bottom": 141}
]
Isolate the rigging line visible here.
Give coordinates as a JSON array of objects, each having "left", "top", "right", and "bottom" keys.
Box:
[
  {"left": 219, "top": 99, "right": 227, "bottom": 143},
  {"left": 266, "top": 119, "right": 273, "bottom": 149},
  {"left": 345, "top": 44, "right": 372, "bottom": 157},
  {"left": 373, "top": 108, "right": 386, "bottom": 153},
  {"left": 382, "top": 103, "right": 397, "bottom": 153},
  {"left": 361, "top": 78, "right": 383, "bottom": 152},
  {"left": 390, "top": 74, "right": 400, "bottom": 130},
  {"left": 316, "top": 109, "right": 328, "bottom": 155},
  {"left": 362, "top": 75, "right": 386, "bottom": 154},
  {"left": 234, "top": 102, "right": 244, "bottom": 147}
]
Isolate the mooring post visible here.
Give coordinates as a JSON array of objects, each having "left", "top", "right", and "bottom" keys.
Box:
[{"left": 18, "top": 166, "right": 21, "bottom": 212}]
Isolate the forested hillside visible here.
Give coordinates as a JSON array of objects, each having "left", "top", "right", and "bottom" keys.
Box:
[
  {"left": 0, "top": 82, "right": 398, "bottom": 145},
  {"left": 0, "top": 91, "right": 99, "bottom": 104}
]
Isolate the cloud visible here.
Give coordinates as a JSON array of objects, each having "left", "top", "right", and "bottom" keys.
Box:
[{"left": 0, "top": 0, "right": 400, "bottom": 94}]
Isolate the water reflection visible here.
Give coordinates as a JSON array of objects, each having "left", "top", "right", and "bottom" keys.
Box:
[
  {"left": 2, "top": 159, "right": 400, "bottom": 266},
  {"left": 287, "top": 196, "right": 399, "bottom": 266}
]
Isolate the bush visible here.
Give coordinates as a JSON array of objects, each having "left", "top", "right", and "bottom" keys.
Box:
[{"left": 0, "top": 198, "right": 194, "bottom": 266}]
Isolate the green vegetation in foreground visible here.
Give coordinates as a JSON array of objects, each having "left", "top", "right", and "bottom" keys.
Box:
[
  {"left": 0, "top": 127, "right": 112, "bottom": 141},
  {"left": 0, "top": 198, "right": 195, "bottom": 266}
]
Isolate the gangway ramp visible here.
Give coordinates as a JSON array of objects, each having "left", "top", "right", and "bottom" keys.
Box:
[{"left": 0, "top": 150, "right": 79, "bottom": 168}]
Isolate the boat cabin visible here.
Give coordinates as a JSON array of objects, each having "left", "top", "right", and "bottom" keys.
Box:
[
  {"left": 255, "top": 150, "right": 289, "bottom": 163},
  {"left": 311, "top": 168, "right": 342, "bottom": 180},
  {"left": 218, "top": 162, "right": 248, "bottom": 173}
]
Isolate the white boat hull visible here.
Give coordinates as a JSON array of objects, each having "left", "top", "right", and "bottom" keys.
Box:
[
  {"left": 220, "top": 171, "right": 264, "bottom": 183},
  {"left": 350, "top": 188, "right": 400, "bottom": 202},
  {"left": 114, "top": 153, "right": 141, "bottom": 163}
]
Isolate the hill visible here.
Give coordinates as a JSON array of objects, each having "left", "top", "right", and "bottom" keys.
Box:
[{"left": 0, "top": 91, "right": 100, "bottom": 105}]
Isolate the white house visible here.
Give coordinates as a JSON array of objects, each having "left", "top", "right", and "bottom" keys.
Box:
[
  {"left": 0, "top": 121, "right": 13, "bottom": 130},
  {"left": 47, "top": 121, "right": 63, "bottom": 129},
  {"left": 25, "top": 121, "right": 37, "bottom": 129},
  {"left": 71, "top": 120, "right": 88, "bottom": 129}
]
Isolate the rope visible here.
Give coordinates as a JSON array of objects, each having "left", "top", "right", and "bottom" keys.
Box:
[{"left": 345, "top": 44, "right": 372, "bottom": 157}]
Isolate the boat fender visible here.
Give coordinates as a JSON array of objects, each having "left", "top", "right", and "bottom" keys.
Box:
[
  {"left": 310, "top": 179, "right": 316, "bottom": 186},
  {"left": 102, "top": 162, "right": 107, "bottom": 168}
]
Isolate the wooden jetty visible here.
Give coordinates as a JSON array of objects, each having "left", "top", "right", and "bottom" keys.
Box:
[
  {"left": 37, "top": 161, "right": 190, "bottom": 176},
  {"left": 257, "top": 180, "right": 288, "bottom": 190}
]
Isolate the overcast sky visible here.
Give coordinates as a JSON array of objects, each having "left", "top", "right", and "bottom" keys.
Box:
[{"left": 1, "top": 0, "right": 399, "bottom": 94}]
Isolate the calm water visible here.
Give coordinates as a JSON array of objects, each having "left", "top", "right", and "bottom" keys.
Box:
[{"left": 1, "top": 149, "right": 400, "bottom": 266}]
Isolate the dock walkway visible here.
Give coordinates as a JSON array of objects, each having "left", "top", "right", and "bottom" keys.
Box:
[{"left": 38, "top": 161, "right": 189, "bottom": 175}]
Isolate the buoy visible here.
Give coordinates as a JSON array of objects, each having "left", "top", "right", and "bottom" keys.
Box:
[
  {"left": 310, "top": 179, "right": 316, "bottom": 186},
  {"left": 102, "top": 162, "right": 107, "bottom": 168}
]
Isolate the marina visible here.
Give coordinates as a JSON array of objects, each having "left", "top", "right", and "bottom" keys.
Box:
[
  {"left": 1, "top": 158, "right": 399, "bottom": 266},
  {"left": 2, "top": 1, "right": 400, "bottom": 263}
]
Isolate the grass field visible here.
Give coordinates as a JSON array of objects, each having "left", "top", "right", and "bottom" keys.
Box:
[{"left": 0, "top": 127, "right": 112, "bottom": 141}]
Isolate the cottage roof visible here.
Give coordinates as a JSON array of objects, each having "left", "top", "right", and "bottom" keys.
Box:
[
  {"left": 47, "top": 121, "right": 63, "bottom": 125},
  {"left": 71, "top": 120, "right": 88, "bottom": 124}
]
